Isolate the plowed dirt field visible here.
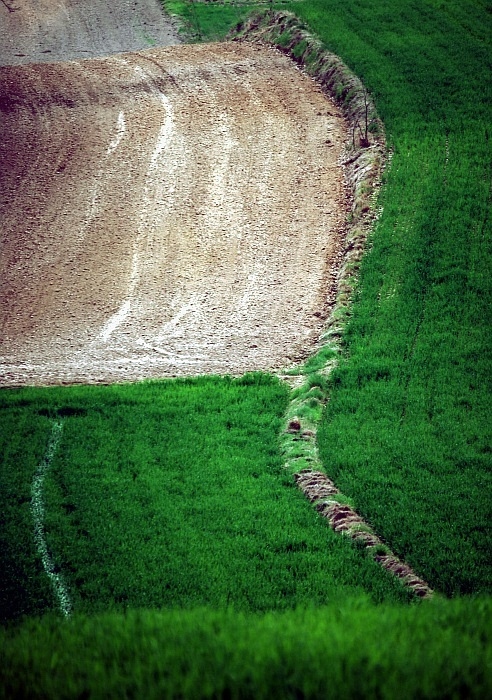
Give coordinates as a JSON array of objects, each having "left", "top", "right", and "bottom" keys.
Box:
[
  {"left": 0, "top": 40, "right": 348, "bottom": 386},
  {"left": 0, "top": 0, "right": 180, "bottom": 65}
]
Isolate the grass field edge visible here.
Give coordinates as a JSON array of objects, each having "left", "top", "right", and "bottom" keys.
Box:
[{"left": 228, "top": 10, "right": 437, "bottom": 599}]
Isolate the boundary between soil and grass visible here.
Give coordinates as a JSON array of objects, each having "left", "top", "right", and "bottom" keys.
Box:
[
  {"left": 6, "top": 8, "right": 433, "bottom": 607},
  {"left": 230, "top": 10, "right": 433, "bottom": 598}
]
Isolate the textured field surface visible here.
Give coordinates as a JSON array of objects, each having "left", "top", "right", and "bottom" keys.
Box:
[
  {"left": 0, "top": 41, "right": 347, "bottom": 386},
  {"left": 0, "top": 0, "right": 180, "bottom": 66}
]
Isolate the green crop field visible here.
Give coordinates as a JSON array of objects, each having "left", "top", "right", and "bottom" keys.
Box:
[
  {"left": 0, "top": 374, "right": 411, "bottom": 625},
  {"left": 284, "top": 0, "right": 492, "bottom": 598},
  {"left": 2, "top": 0, "right": 491, "bottom": 697}
]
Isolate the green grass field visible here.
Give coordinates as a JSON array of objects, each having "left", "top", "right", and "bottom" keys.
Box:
[
  {"left": 2, "top": 598, "right": 491, "bottom": 699},
  {"left": 283, "top": 0, "right": 492, "bottom": 597},
  {"left": 2, "top": 0, "right": 491, "bottom": 696},
  {"left": 1, "top": 375, "right": 411, "bottom": 625}
]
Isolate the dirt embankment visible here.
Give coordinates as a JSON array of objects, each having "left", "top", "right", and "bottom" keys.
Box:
[
  {"left": 0, "top": 42, "right": 348, "bottom": 386},
  {"left": 0, "top": 0, "right": 180, "bottom": 66}
]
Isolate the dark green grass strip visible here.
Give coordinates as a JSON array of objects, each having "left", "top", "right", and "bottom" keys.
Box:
[
  {"left": 0, "top": 375, "right": 409, "bottom": 624},
  {"left": 164, "top": 1, "right": 253, "bottom": 41},
  {"left": 2, "top": 597, "right": 491, "bottom": 699}
]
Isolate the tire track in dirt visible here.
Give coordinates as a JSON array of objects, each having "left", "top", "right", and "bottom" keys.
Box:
[
  {"left": 0, "top": 42, "right": 348, "bottom": 386},
  {"left": 99, "top": 75, "right": 177, "bottom": 342}
]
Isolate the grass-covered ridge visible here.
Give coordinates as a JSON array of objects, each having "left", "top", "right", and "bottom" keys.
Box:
[
  {"left": 273, "top": 0, "right": 492, "bottom": 597},
  {"left": 223, "top": 0, "right": 491, "bottom": 597}
]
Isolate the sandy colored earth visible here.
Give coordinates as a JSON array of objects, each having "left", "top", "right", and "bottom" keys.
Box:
[
  {"left": 0, "top": 35, "right": 348, "bottom": 386},
  {"left": 0, "top": 0, "right": 180, "bottom": 65}
]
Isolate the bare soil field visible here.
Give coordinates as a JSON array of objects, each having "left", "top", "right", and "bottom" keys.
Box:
[
  {"left": 0, "top": 0, "right": 180, "bottom": 66},
  {"left": 0, "top": 39, "right": 348, "bottom": 386}
]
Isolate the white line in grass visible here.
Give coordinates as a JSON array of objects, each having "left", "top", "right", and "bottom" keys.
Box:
[{"left": 31, "top": 420, "right": 72, "bottom": 618}]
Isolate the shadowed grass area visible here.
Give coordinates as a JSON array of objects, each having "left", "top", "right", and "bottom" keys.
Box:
[
  {"left": 164, "top": 0, "right": 253, "bottom": 41},
  {"left": 2, "top": 597, "right": 491, "bottom": 699}
]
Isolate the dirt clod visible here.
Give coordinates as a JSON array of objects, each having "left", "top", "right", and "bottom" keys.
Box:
[{"left": 294, "top": 470, "right": 339, "bottom": 502}]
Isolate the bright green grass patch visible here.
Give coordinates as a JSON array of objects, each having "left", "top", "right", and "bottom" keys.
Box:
[
  {"left": 2, "top": 597, "right": 491, "bottom": 699},
  {"left": 273, "top": 0, "right": 492, "bottom": 597},
  {"left": 163, "top": 0, "right": 255, "bottom": 41},
  {"left": 0, "top": 375, "right": 410, "bottom": 624}
]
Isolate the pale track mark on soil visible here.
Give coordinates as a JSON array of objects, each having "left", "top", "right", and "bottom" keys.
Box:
[
  {"left": 79, "top": 109, "right": 127, "bottom": 245},
  {"left": 100, "top": 299, "right": 131, "bottom": 342},
  {"left": 106, "top": 111, "right": 126, "bottom": 156},
  {"left": 99, "top": 89, "right": 176, "bottom": 341},
  {"left": 149, "top": 94, "right": 175, "bottom": 169}
]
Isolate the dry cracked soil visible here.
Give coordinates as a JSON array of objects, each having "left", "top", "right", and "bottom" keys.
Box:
[{"left": 0, "top": 0, "right": 348, "bottom": 386}]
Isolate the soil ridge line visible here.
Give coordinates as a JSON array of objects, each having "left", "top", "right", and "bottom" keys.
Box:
[{"left": 231, "top": 10, "right": 433, "bottom": 599}]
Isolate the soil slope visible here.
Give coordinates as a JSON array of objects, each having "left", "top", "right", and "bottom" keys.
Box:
[
  {"left": 0, "top": 0, "right": 180, "bottom": 66},
  {"left": 0, "top": 42, "right": 347, "bottom": 386}
]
